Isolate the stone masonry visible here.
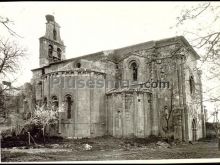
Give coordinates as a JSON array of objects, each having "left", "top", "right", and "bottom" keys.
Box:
[{"left": 30, "top": 15, "right": 206, "bottom": 141}]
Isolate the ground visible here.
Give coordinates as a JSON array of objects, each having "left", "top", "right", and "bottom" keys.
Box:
[{"left": 1, "top": 136, "right": 220, "bottom": 162}]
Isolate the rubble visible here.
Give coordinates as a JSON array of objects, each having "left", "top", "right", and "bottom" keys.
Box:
[
  {"left": 156, "top": 141, "right": 171, "bottom": 148},
  {"left": 82, "top": 143, "right": 92, "bottom": 150},
  {"left": 51, "top": 144, "right": 59, "bottom": 149}
]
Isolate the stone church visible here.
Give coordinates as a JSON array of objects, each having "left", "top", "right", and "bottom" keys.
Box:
[{"left": 31, "top": 15, "right": 206, "bottom": 141}]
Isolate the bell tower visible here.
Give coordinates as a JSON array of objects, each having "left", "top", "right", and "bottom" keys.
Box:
[{"left": 39, "top": 15, "right": 65, "bottom": 67}]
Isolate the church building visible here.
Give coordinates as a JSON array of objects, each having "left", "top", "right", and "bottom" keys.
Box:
[{"left": 31, "top": 15, "right": 206, "bottom": 141}]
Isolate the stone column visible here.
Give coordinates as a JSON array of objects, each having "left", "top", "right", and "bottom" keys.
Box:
[
  {"left": 175, "top": 54, "right": 185, "bottom": 141},
  {"left": 58, "top": 72, "right": 63, "bottom": 134},
  {"left": 151, "top": 54, "right": 159, "bottom": 136},
  {"left": 122, "top": 93, "right": 126, "bottom": 137},
  {"left": 89, "top": 72, "right": 93, "bottom": 137},
  {"left": 151, "top": 92, "right": 159, "bottom": 135}
]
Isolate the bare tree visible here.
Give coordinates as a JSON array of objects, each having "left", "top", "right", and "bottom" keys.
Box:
[
  {"left": 176, "top": 1, "right": 220, "bottom": 143},
  {"left": 0, "top": 16, "right": 22, "bottom": 38},
  {"left": 0, "top": 38, "right": 26, "bottom": 119},
  {"left": 0, "top": 38, "right": 26, "bottom": 77},
  {"left": 174, "top": 2, "right": 220, "bottom": 107},
  {"left": 211, "top": 108, "right": 220, "bottom": 137},
  {"left": 173, "top": 4, "right": 220, "bottom": 149}
]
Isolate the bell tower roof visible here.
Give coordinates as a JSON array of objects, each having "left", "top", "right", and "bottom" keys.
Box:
[{"left": 46, "top": 14, "right": 55, "bottom": 22}]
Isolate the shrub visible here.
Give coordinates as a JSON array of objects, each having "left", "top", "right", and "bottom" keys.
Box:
[
  {"left": 1, "top": 127, "right": 15, "bottom": 139},
  {"left": 19, "top": 104, "right": 59, "bottom": 144}
]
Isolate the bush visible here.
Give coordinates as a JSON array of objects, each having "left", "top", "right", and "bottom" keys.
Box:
[
  {"left": 1, "top": 127, "right": 16, "bottom": 139},
  {"left": 18, "top": 104, "right": 59, "bottom": 144}
]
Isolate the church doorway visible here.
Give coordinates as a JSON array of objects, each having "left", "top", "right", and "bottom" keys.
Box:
[{"left": 192, "top": 119, "right": 197, "bottom": 141}]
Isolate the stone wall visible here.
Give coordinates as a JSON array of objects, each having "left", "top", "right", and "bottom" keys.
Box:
[
  {"left": 35, "top": 69, "right": 106, "bottom": 138},
  {"left": 31, "top": 35, "right": 205, "bottom": 140},
  {"left": 107, "top": 91, "right": 151, "bottom": 138}
]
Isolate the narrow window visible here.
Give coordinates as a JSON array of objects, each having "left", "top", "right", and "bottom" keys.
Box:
[
  {"left": 53, "top": 29, "right": 57, "bottom": 40},
  {"left": 115, "top": 64, "right": 119, "bottom": 69},
  {"left": 189, "top": 76, "right": 195, "bottom": 94},
  {"left": 42, "top": 68, "right": 45, "bottom": 75},
  {"left": 57, "top": 48, "right": 62, "bottom": 59},
  {"left": 131, "top": 62, "right": 138, "bottom": 81},
  {"left": 65, "top": 95, "right": 72, "bottom": 119},
  {"left": 48, "top": 45, "right": 53, "bottom": 58}
]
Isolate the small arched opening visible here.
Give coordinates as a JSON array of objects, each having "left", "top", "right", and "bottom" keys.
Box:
[
  {"left": 129, "top": 61, "right": 138, "bottom": 81},
  {"left": 48, "top": 45, "right": 53, "bottom": 58},
  {"left": 57, "top": 48, "right": 62, "bottom": 59},
  {"left": 189, "top": 76, "right": 195, "bottom": 95},
  {"left": 65, "top": 95, "right": 73, "bottom": 119},
  {"left": 53, "top": 28, "right": 57, "bottom": 40}
]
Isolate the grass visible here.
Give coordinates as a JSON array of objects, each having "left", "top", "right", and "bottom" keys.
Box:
[{"left": 2, "top": 136, "right": 219, "bottom": 162}]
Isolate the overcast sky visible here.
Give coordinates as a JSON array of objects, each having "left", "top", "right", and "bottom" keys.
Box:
[
  {"left": 0, "top": 2, "right": 192, "bottom": 84},
  {"left": 0, "top": 2, "right": 219, "bottom": 120}
]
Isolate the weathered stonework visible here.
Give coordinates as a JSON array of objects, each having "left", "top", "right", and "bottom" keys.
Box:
[{"left": 29, "top": 15, "right": 206, "bottom": 141}]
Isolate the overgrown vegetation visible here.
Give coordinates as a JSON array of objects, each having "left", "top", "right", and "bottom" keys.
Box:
[{"left": 1, "top": 104, "right": 59, "bottom": 148}]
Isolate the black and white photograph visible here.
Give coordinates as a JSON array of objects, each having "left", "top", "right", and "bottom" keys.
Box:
[{"left": 0, "top": 1, "right": 220, "bottom": 163}]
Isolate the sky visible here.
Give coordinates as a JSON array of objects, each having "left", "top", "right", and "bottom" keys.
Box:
[
  {"left": 0, "top": 2, "right": 187, "bottom": 84},
  {"left": 0, "top": 2, "right": 219, "bottom": 121}
]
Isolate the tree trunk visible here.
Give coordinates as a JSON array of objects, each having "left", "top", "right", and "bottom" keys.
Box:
[
  {"left": 42, "top": 127, "right": 45, "bottom": 146},
  {"left": 218, "top": 137, "right": 220, "bottom": 151},
  {"left": 27, "top": 132, "right": 31, "bottom": 146},
  {"left": 30, "top": 134, "right": 37, "bottom": 146}
]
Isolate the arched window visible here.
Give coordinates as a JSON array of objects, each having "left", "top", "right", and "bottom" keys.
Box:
[
  {"left": 48, "top": 45, "right": 53, "bottom": 57},
  {"left": 53, "top": 28, "right": 57, "bottom": 40},
  {"left": 65, "top": 95, "right": 72, "bottom": 119},
  {"left": 57, "top": 48, "right": 62, "bottom": 59},
  {"left": 189, "top": 76, "right": 195, "bottom": 94},
  {"left": 51, "top": 96, "right": 59, "bottom": 110},
  {"left": 130, "top": 62, "right": 138, "bottom": 81}
]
